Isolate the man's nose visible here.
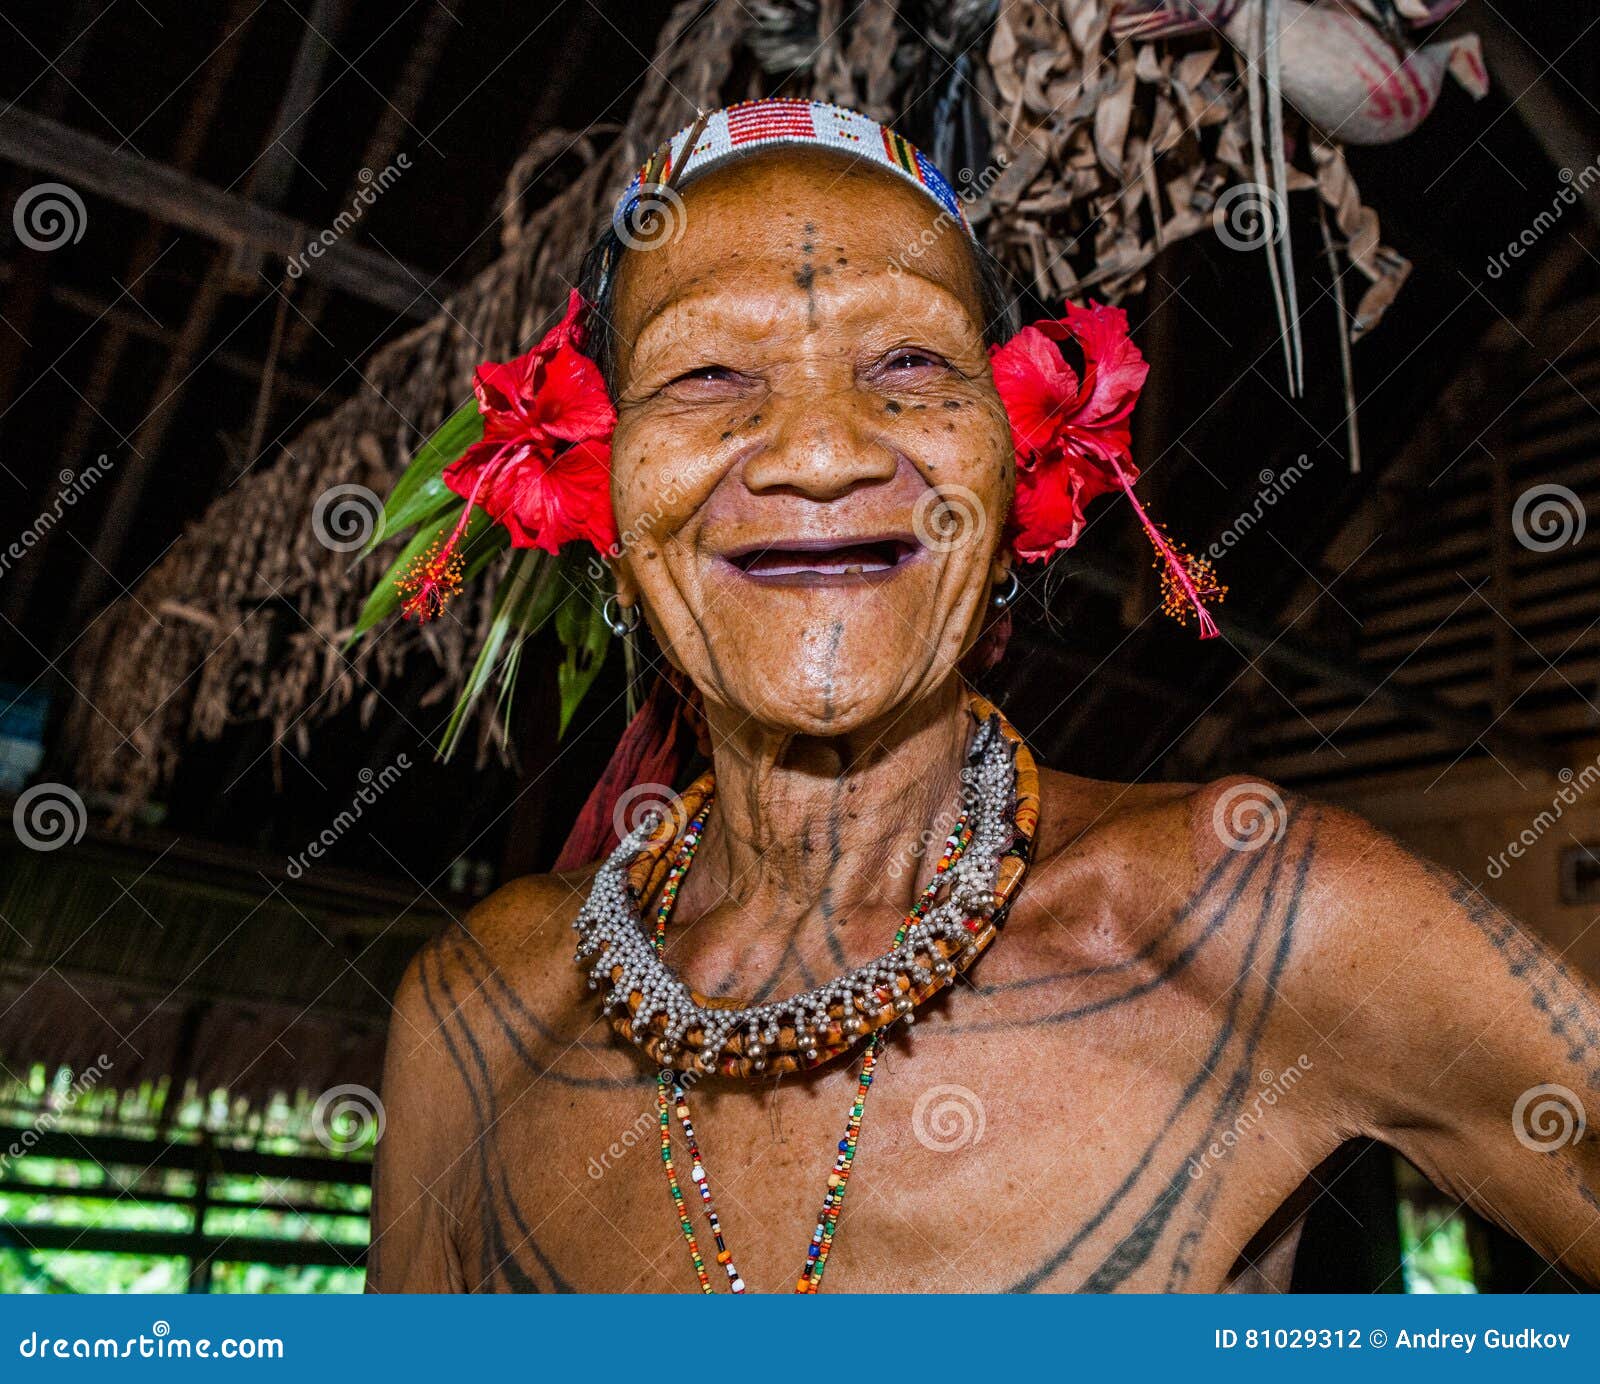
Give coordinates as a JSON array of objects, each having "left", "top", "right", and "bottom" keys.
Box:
[{"left": 741, "top": 385, "right": 898, "bottom": 501}]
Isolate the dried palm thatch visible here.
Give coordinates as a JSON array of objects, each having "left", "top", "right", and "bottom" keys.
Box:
[{"left": 67, "top": 0, "right": 1412, "bottom": 813}]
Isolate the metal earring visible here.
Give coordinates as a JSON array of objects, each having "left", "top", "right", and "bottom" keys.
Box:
[
  {"left": 991, "top": 570, "right": 1020, "bottom": 610},
  {"left": 603, "top": 595, "right": 641, "bottom": 636}
]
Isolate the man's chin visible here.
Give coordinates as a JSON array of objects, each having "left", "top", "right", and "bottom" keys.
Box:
[{"left": 705, "top": 664, "right": 953, "bottom": 742}]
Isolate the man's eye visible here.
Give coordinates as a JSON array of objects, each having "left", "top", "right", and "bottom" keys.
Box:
[
  {"left": 883, "top": 349, "right": 948, "bottom": 372},
  {"left": 670, "top": 365, "right": 739, "bottom": 386}
]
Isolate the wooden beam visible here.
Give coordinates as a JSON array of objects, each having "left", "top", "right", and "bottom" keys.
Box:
[
  {"left": 1070, "top": 558, "right": 1569, "bottom": 773},
  {"left": 36, "top": 277, "right": 324, "bottom": 402},
  {"left": 1, "top": 1223, "right": 365, "bottom": 1270},
  {"left": 1475, "top": 5, "right": 1600, "bottom": 232},
  {"left": 229, "top": 0, "right": 349, "bottom": 282},
  {"left": 0, "top": 1179, "right": 363, "bottom": 1223},
  {"left": 282, "top": 4, "right": 456, "bottom": 361},
  {"left": 11, "top": 1128, "right": 371, "bottom": 1185},
  {"left": 0, "top": 107, "right": 444, "bottom": 319},
  {"left": 71, "top": 256, "right": 233, "bottom": 619}
]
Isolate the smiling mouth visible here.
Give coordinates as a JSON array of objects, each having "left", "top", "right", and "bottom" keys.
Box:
[{"left": 722, "top": 536, "right": 922, "bottom": 586}]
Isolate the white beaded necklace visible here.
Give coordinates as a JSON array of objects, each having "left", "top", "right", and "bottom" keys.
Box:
[{"left": 573, "top": 714, "right": 1018, "bottom": 1073}]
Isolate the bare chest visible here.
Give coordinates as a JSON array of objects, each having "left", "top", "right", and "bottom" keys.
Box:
[{"left": 443, "top": 982, "right": 1326, "bottom": 1293}]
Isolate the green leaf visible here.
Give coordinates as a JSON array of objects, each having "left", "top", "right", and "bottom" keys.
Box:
[
  {"left": 555, "top": 570, "right": 615, "bottom": 738},
  {"left": 360, "top": 400, "right": 483, "bottom": 557},
  {"left": 345, "top": 505, "right": 505, "bottom": 645},
  {"left": 437, "top": 550, "right": 563, "bottom": 761}
]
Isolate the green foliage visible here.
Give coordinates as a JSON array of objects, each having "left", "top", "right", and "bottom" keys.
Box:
[
  {"left": 0, "top": 1064, "right": 370, "bottom": 1296},
  {"left": 439, "top": 550, "right": 555, "bottom": 759},
  {"left": 1397, "top": 1200, "right": 1478, "bottom": 1294},
  {"left": 349, "top": 396, "right": 618, "bottom": 749},
  {"left": 361, "top": 400, "right": 483, "bottom": 557}
]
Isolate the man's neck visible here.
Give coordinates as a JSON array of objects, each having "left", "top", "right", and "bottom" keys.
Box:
[{"left": 676, "top": 678, "right": 975, "bottom": 970}]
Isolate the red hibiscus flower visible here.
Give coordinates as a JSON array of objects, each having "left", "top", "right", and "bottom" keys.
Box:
[
  {"left": 398, "top": 292, "right": 619, "bottom": 621},
  {"left": 1009, "top": 456, "right": 1121, "bottom": 561},
  {"left": 990, "top": 301, "right": 1223, "bottom": 637},
  {"left": 467, "top": 291, "right": 616, "bottom": 453},
  {"left": 990, "top": 300, "right": 1148, "bottom": 482},
  {"left": 444, "top": 290, "right": 618, "bottom": 555},
  {"left": 457, "top": 436, "right": 617, "bottom": 555}
]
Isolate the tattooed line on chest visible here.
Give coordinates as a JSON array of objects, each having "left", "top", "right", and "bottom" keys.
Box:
[{"left": 398, "top": 808, "right": 1322, "bottom": 1291}]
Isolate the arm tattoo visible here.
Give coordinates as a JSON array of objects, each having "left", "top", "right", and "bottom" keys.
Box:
[{"left": 1447, "top": 874, "right": 1600, "bottom": 1096}]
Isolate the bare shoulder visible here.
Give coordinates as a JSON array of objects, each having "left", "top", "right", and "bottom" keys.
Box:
[
  {"left": 1020, "top": 766, "right": 1287, "bottom": 919},
  {"left": 371, "top": 867, "right": 643, "bottom": 1290},
  {"left": 452, "top": 867, "right": 596, "bottom": 990},
  {"left": 1007, "top": 766, "right": 1365, "bottom": 981},
  {"left": 1019, "top": 765, "right": 1499, "bottom": 1024},
  {"left": 385, "top": 865, "right": 635, "bottom": 1094}
]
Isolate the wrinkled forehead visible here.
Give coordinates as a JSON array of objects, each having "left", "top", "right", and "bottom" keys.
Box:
[{"left": 610, "top": 146, "right": 987, "bottom": 366}]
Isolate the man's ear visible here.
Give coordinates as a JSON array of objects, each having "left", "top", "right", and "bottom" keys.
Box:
[{"left": 609, "top": 553, "right": 641, "bottom": 611}]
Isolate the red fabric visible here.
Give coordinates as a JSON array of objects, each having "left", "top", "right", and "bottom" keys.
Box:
[
  {"left": 554, "top": 672, "right": 702, "bottom": 869},
  {"left": 963, "top": 608, "right": 1013, "bottom": 677}
]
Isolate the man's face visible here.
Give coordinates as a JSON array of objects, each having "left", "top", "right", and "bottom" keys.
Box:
[{"left": 607, "top": 148, "right": 1014, "bottom": 736}]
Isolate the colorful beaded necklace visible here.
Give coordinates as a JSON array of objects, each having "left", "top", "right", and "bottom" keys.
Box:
[
  {"left": 577, "top": 696, "right": 1040, "bottom": 1079},
  {"left": 650, "top": 799, "right": 977, "bottom": 1293}
]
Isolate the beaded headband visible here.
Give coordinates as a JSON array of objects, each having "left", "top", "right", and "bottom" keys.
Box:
[{"left": 616, "top": 98, "right": 975, "bottom": 244}]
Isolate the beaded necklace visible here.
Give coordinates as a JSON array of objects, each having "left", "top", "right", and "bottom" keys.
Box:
[
  {"left": 575, "top": 696, "right": 1040, "bottom": 1078},
  {"left": 650, "top": 801, "right": 976, "bottom": 1293},
  {"left": 575, "top": 696, "right": 1040, "bottom": 1292}
]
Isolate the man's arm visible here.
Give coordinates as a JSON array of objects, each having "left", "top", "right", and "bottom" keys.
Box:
[
  {"left": 1300, "top": 805, "right": 1600, "bottom": 1286},
  {"left": 366, "top": 937, "right": 470, "bottom": 1293}
]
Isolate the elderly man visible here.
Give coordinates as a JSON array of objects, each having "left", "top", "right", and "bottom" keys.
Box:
[{"left": 366, "top": 102, "right": 1600, "bottom": 1293}]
